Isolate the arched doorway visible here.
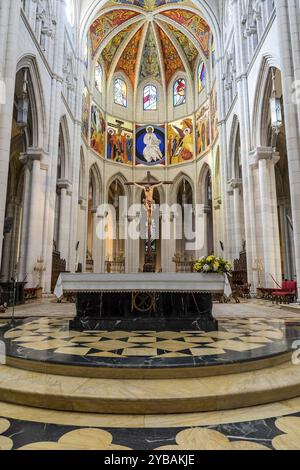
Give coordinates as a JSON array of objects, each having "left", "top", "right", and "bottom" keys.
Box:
[
  {"left": 260, "top": 67, "right": 295, "bottom": 281},
  {"left": 106, "top": 179, "right": 125, "bottom": 273},
  {"left": 174, "top": 178, "right": 195, "bottom": 270},
  {"left": 1, "top": 68, "right": 33, "bottom": 282},
  {"left": 86, "top": 164, "right": 101, "bottom": 272}
]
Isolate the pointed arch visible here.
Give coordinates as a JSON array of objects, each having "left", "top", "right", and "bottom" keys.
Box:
[
  {"left": 16, "top": 55, "right": 47, "bottom": 149},
  {"left": 89, "top": 162, "right": 102, "bottom": 206},
  {"left": 251, "top": 54, "right": 281, "bottom": 149}
]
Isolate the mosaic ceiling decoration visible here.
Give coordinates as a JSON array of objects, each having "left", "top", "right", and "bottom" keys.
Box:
[
  {"left": 101, "top": 24, "right": 138, "bottom": 74},
  {"left": 139, "top": 25, "right": 161, "bottom": 83},
  {"left": 115, "top": 27, "right": 144, "bottom": 86},
  {"left": 158, "top": 27, "right": 184, "bottom": 84},
  {"left": 161, "top": 9, "right": 211, "bottom": 57},
  {"left": 90, "top": 2, "right": 211, "bottom": 88},
  {"left": 90, "top": 10, "right": 140, "bottom": 55},
  {"left": 105, "top": 0, "right": 186, "bottom": 11},
  {"left": 165, "top": 23, "right": 199, "bottom": 71}
]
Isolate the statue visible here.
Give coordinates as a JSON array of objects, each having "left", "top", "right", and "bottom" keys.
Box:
[{"left": 126, "top": 172, "right": 173, "bottom": 271}]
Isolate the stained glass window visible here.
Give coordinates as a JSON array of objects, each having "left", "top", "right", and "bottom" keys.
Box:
[
  {"left": 143, "top": 85, "right": 157, "bottom": 111},
  {"left": 114, "top": 78, "right": 127, "bottom": 107},
  {"left": 95, "top": 63, "right": 103, "bottom": 93},
  {"left": 198, "top": 61, "right": 206, "bottom": 93},
  {"left": 173, "top": 78, "right": 186, "bottom": 107}
]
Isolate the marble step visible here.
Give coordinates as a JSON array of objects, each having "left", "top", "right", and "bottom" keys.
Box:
[
  {"left": 6, "top": 351, "right": 292, "bottom": 379},
  {"left": 0, "top": 361, "right": 300, "bottom": 414}
]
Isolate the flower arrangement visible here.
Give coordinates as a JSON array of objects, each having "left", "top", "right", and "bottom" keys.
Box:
[{"left": 193, "top": 255, "right": 233, "bottom": 274}]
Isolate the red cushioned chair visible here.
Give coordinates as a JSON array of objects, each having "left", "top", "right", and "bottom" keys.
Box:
[{"left": 272, "top": 280, "right": 297, "bottom": 304}]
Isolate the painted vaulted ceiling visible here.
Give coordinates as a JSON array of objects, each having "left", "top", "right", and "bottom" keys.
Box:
[{"left": 88, "top": 0, "right": 211, "bottom": 88}]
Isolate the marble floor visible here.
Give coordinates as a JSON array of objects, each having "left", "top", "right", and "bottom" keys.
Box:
[
  {"left": 1, "top": 318, "right": 299, "bottom": 370},
  {"left": 1, "top": 399, "right": 300, "bottom": 450}
]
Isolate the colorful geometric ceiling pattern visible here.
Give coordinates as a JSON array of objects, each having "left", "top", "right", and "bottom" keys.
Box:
[
  {"left": 90, "top": 10, "right": 140, "bottom": 55},
  {"left": 101, "top": 24, "right": 138, "bottom": 74},
  {"left": 106, "top": 0, "right": 186, "bottom": 11},
  {"left": 115, "top": 27, "right": 143, "bottom": 86},
  {"left": 158, "top": 27, "right": 184, "bottom": 85},
  {"left": 165, "top": 23, "right": 199, "bottom": 71},
  {"left": 90, "top": 3, "right": 212, "bottom": 88},
  {"left": 161, "top": 9, "right": 211, "bottom": 57},
  {"left": 139, "top": 25, "right": 161, "bottom": 83}
]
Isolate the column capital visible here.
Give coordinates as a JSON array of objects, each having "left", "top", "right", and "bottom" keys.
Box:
[
  {"left": 249, "top": 147, "right": 280, "bottom": 167},
  {"left": 57, "top": 179, "right": 72, "bottom": 191},
  {"left": 228, "top": 178, "right": 243, "bottom": 189},
  {"left": 19, "top": 148, "right": 48, "bottom": 167}
]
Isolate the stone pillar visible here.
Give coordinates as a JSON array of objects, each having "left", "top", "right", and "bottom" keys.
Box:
[
  {"left": 21, "top": 151, "right": 44, "bottom": 287},
  {"left": 250, "top": 147, "right": 282, "bottom": 287},
  {"left": 232, "top": 0, "right": 259, "bottom": 289},
  {"left": 57, "top": 180, "right": 72, "bottom": 266},
  {"left": 274, "top": 0, "right": 300, "bottom": 298},
  {"left": 0, "top": 1, "right": 20, "bottom": 266},
  {"left": 229, "top": 179, "right": 243, "bottom": 258}
]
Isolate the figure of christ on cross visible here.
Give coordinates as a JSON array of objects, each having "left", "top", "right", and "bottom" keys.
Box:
[{"left": 125, "top": 172, "right": 173, "bottom": 271}]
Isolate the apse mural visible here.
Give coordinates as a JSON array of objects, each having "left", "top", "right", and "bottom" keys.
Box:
[
  {"left": 81, "top": 86, "right": 90, "bottom": 141},
  {"left": 90, "top": 10, "right": 140, "bottom": 55},
  {"left": 167, "top": 117, "right": 194, "bottom": 165},
  {"left": 116, "top": 28, "right": 143, "bottom": 86},
  {"left": 136, "top": 124, "right": 166, "bottom": 166},
  {"left": 107, "top": 116, "right": 134, "bottom": 164},
  {"left": 161, "top": 10, "right": 210, "bottom": 57},
  {"left": 196, "top": 104, "right": 210, "bottom": 156},
  {"left": 211, "top": 85, "right": 219, "bottom": 143},
  {"left": 90, "top": 103, "right": 106, "bottom": 156},
  {"left": 158, "top": 27, "right": 185, "bottom": 85},
  {"left": 165, "top": 23, "right": 198, "bottom": 72},
  {"left": 101, "top": 25, "right": 136, "bottom": 74}
]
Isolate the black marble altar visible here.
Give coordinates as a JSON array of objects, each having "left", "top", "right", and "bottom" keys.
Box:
[{"left": 70, "top": 291, "right": 218, "bottom": 331}]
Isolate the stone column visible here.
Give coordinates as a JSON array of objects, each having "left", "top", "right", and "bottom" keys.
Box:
[
  {"left": 21, "top": 151, "right": 44, "bottom": 287},
  {"left": 57, "top": 180, "right": 72, "bottom": 266},
  {"left": 0, "top": 1, "right": 20, "bottom": 266},
  {"left": 229, "top": 179, "right": 243, "bottom": 258},
  {"left": 232, "top": 0, "right": 259, "bottom": 288},
  {"left": 250, "top": 147, "right": 282, "bottom": 287},
  {"left": 40, "top": 0, "right": 65, "bottom": 292},
  {"left": 274, "top": 0, "right": 300, "bottom": 298}
]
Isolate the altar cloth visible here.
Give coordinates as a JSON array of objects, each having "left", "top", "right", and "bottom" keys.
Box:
[{"left": 54, "top": 272, "right": 225, "bottom": 299}]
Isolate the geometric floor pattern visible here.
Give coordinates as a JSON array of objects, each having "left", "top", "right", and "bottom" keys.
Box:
[
  {"left": 1, "top": 412, "right": 300, "bottom": 450},
  {"left": 2, "top": 317, "right": 290, "bottom": 359}
]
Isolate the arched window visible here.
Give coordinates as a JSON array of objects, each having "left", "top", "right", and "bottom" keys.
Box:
[
  {"left": 143, "top": 85, "right": 157, "bottom": 110},
  {"left": 65, "top": 0, "right": 75, "bottom": 26},
  {"left": 198, "top": 61, "right": 206, "bottom": 93},
  {"left": 173, "top": 78, "right": 186, "bottom": 107},
  {"left": 95, "top": 63, "right": 103, "bottom": 93},
  {"left": 114, "top": 78, "right": 127, "bottom": 107}
]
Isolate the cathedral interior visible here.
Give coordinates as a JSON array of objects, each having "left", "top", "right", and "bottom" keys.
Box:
[{"left": 0, "top": 0, "right": 300, "bottom": 453}]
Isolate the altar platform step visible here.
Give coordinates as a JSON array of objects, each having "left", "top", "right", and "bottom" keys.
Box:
[
  {"left": 0, "top": 360, "right": 300, "bottom": 414},
  {"left": 6, "top": 351, "right": 291, "bottom": 379}
]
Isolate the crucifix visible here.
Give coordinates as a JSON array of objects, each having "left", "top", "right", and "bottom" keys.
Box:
[{"left": 125, "top": 171, "right": 173, "bottom": 272}]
